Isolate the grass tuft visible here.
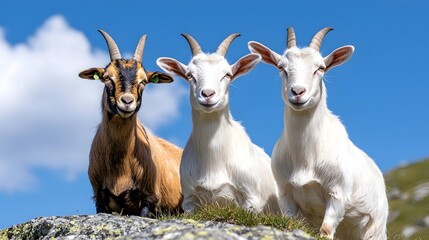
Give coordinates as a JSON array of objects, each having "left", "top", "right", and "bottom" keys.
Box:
[{"left": 160, "top": 203, "right": 321, "bottom": 239}]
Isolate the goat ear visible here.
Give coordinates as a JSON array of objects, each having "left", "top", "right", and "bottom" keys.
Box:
[
  {"left": 248, "top": 41, "right": 280, "bottom": 67},
  {"left": 324, "top": 45, "right": 354, "bottom": 72},
  {"left": 78, "top": 68, "right": 106, "bottom": 81},
  {"left": 156, "top": 57, "right": 188, "bottom": 81},
  {"left": 146, "top": 71, "right": 174, "bottom": 84},
  {"left": 230, "top": 53, "right": 261, "bottom": 81}
]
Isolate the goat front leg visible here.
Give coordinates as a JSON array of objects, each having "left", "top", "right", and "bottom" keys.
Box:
[
  {"left": 95, "top": 188, "right": 112, "bottom": 214},
  {"left": 320, "top": 191, "right": 346, "bottom": 240},
  {"left": 140, "top": 193, "right": 159, "bottom": 218},
  {"left": 242, "top": 194, "right": 263, "bottom": 214},
  {"left": 182, "top": 194, "right": 198, "bottom": 213},
  {"left": 279, "top": 185, "right": 298, "bottom": 217}
]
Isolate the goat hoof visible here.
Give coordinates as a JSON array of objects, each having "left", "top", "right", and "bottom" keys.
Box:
[
  {"left": 140, "top": 206, "right": 150, "bottom": 217},
  {"left": 244, "top": 205, "right": 258, "bottom": 214},
  {"left": 320, "top": 223, "right": 334, "bottom": 239}
]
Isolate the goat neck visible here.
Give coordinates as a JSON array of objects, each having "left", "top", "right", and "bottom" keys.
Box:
[
  {"left": 190, "top": 105, "right": 236, "bottom": 142},
  {"left": 99, "top": 94, "right": 148, "bottom": 151},
  {"left": 191, "top": 103, "right": 233, "bottom": 125},
  {"left": 282, "top": 82, "right": 330, "bottom": 160},
  {"left": 190, "top": 104, "right": 246, "bottom": 172}
]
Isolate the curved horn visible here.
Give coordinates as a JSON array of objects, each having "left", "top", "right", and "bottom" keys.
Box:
[
  {"left": 98, "top": 29, "right": 122, "bottom": 61},
  {"left": 216, "top": 33, "right": 240, "bottom": 57},
  {"left": 133, "top": 34, "right": 147, "bottom": 62},
  {"left": 181, "top": 34, "right": 202, "bottom": 56},
  {"left": 287, "top": 27, "right": 297, "bottom": 49},
  {"left": 309, "top": 27, "right": 333, "bottom": 51}
]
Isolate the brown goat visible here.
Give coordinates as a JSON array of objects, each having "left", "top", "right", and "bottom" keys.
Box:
[{"left": 78, "top": 30, "right": 183, "bottom": 217}]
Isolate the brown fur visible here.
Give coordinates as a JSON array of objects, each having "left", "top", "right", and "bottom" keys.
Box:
[{"left": 89, "top": 109, "right": 183, "bottom": 216}]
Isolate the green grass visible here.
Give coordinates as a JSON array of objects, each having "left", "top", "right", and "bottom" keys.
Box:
[
  {"left": 385, "top": 158, "right": 429, "bottom": 239},
  {"left": 385, "top": 158, "right": 429, "bottom": 193},
  {"left": 160, "top": 203, "right": 322, "bottom": 239}
]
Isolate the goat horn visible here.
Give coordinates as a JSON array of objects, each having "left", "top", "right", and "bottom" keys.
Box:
[
  {"left": 287, "top": 27, "right": 297, "bottom": 49},
  {"left": 216, "top": 33, "right": 240, "bottom": 57},
  {"left": 309, "top": 27, "right": 333, "bottom": 51},
  {"left": 98, "top": 29, "right": 122, "bottom": 61},
  {"left": 181, "top": 34, "right": 202, "bottom": 56},
  {"left": 133, "top": 34, "right": 147, "bottom": 62}
]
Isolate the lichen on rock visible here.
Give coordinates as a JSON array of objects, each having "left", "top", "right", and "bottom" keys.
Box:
[{"left": 0, "top": 213, "right": 315, "bottom": 240}]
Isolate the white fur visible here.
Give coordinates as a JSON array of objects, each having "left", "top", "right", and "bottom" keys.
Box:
[
  {"left": 157, "top": 42, "right": 280, "bottom": 214},
  {"left": 249, "top": 33, "right": 388, "bottom": 239}
]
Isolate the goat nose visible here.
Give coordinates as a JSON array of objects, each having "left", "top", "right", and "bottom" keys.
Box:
[
  {"left": 291, "top": 86, "right": 306, "bottom": 97},
  {"left": 120, "top": 94, "right": 135, "bottom": 105},
  {"left": 201, "top": 89, "right": 215, "bottom": 98}
]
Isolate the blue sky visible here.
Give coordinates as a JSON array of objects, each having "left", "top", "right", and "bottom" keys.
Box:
[{"left": 1, "top": 0, "right": 428, "bottom": 229}]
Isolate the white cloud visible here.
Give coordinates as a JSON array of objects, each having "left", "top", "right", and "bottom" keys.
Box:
[
  {"left": 141, "top": 81, "right": 187, "bottom": 130},
  {"left": 0, "top": 15, "right": 186, "bottom": 193}
]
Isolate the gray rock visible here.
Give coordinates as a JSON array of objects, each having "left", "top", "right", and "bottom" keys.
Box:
[
  {"left": 400, "top": 192, "right": 410, "bottom": 201},
  {"left": 412, "top": 182, "right": 429, "bottom": 203},
  {"left": 417, "top": 215, "right": 429, "bottom": 228},
  {"left": 0, "top": 214, "right": 315, "bottom": 240},
  {"left": 387, "top": 187, "right": 411, "bottom": 201},
  {"left": 387, "top": 187, "right": 402, "bottom": 200},
  {"left": 387, "top": 210, "right": 400, "bottom": 223},
  {"left": 402, "top": 225, "right": 420, "bottom": 238}
]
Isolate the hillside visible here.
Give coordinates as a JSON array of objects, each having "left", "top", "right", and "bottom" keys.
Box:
[{"left": 385, "top": 158, "right": 429, "bottom": 239}]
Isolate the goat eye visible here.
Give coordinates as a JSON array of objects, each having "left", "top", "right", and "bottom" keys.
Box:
[
  {"left": 187, "top": 74, "right": 197, "bottom": 83},
  {"left": 186, "top": 73, "right": 193, "bottom": 80},
  {"left": 279, "top": 67, "right": 288, "bottom": 76},
  {"left": 314, "top": 67, "right": 325, "bottom": 75},
  {"left": 106, "top": 77, "right": 115, "bottom": 83},
  {"left": 222, "top": 73, "right": 232, "bottom": 81}
]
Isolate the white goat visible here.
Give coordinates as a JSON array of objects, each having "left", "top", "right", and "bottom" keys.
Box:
[
  {"left": 157, "top": 33, "right": 280, "bottom": 214},
  {"left": 248, "top": 28, "right": 388, "bottom": 239}
]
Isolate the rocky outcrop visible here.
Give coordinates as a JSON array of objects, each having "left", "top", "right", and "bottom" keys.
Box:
[
  {"left": 412, "top": 182, "right": 429, "bottom": 203},
  {"left": 402, "top": 215, "right": 429, "bottom": 239},
  {"left": 387, "top": 187, "right": 409, "bottom": 201},
  {"left": 0, "top": 214, "right": 315, "bottom": 240}
]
